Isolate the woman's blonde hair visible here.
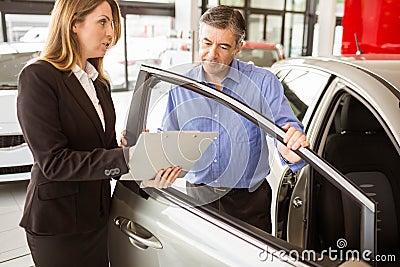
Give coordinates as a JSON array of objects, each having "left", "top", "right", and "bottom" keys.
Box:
[{"left": 40, "top": 0, "right": 121, "bottom": 85}]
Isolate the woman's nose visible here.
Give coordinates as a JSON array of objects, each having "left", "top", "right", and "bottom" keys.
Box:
[{"left": 106, "top": 21, "right": 114, "bottom": 39}]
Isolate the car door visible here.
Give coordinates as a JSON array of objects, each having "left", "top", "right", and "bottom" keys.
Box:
[
  {"left": 306, "top": 77, "right": 400, "bottom": 261},
  {"left": 273, "top": 61, "right": 400, "bottom": 263},
  {"left": 108, "top": 64, "right": 376, "bottom": 266}
]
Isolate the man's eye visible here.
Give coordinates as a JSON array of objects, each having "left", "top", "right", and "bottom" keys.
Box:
[{"left": 220, "top": 45, "right": 229, "bottom": 50}]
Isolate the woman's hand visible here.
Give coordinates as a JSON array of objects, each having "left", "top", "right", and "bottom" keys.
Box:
[
  {"left": 120, "top": 130, "right": 128, "bottom": 148},
  {"left": 121, "top": 129, "right": 181, "bottom": 188},
  {"left": 141, "top": 167, "right": 182, "bottom": 189}
]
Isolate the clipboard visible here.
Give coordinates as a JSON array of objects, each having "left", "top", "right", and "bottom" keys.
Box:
[{"left": 122, "top": 131, "right": 218, "bottom": 180}]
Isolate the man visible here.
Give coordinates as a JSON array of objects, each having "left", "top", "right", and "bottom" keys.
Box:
[{"left": 162, "top": 5, "right": 309, "bottom": 233}]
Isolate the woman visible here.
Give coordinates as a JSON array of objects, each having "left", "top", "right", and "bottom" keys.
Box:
[{"left": 17, "top": 1, "right": 180, "bottom": 266}]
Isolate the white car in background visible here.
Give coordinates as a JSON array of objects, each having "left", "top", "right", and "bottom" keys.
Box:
[
  {"left": 0, "top": 43, "right": 38, "bottom": 266},
  {"left": 0, "top": 45, "right": 37, "bottom": 182},
  {"left": 19, "top": 27, "right": 48, "bottom": 43}
]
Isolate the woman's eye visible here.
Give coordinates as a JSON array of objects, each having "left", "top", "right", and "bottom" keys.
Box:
[{"left": 100, "top": 19, "right": 107, "bottom": 26}]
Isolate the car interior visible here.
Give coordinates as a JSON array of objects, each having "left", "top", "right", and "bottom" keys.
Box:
[{"left": 310, "top": 94, "right": 400, "bottom": 257}]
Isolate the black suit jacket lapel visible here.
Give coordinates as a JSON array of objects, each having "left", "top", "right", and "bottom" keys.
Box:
[
  {"left": 94, "top": 79, "right": 116, "bottom": 147},
  {"left": 63, "top": 72, "right": 106, "bottom": 146}
]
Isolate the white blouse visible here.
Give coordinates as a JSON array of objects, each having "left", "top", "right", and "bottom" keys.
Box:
[{"left": 72, "top": 63, "right": 105, "bottom": 131}]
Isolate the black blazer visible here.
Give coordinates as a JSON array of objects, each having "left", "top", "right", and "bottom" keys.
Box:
[{"left": 17, "top": 60, "right": 129, "bottom": 235}]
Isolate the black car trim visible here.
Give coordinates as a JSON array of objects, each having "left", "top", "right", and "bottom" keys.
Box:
[
  {"left": 304, "top": 74, "right": 336, "bottom": 134},
  {"left": 0, "top": 135, "right": 25, "bottom": 148},
  {"left": 0, "top": 164, "right": 32, "bottom": 175}
]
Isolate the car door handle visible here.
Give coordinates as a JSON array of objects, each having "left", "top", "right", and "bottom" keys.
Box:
[{"left": 114, "top": 216, "right": 163, "bottom": 250}]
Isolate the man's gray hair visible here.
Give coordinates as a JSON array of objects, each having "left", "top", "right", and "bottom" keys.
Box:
[{"left": 199, "top": 5, "right": 246, "bottom": 45}]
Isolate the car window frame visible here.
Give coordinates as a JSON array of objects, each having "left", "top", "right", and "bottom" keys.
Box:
[
  {"left": 273, "top": 66, "right": 333, "bottom": 133},
  {"left": 123, "top": 64, "right": 377, "bottom": 257}
]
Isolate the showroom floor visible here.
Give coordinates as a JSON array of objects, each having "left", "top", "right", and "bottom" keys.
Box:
[
  {"left": 0, "top": 180, "right": 34, "bottom": 267},
  {"left": 0, "top": 180, "right": 120, "bottom": 267}
]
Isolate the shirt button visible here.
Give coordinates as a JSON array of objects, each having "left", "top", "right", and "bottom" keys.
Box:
[
  {"left": 213, "top": 159, "right": 217, "bottom": 163},
  {"left": 214, "top": 114, "right": 218, "bottom": 118}
]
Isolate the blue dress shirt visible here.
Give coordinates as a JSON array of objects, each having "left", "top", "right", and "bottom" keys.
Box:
[{"left": 162, "top": 59, "right": 306, "bottom": 188}]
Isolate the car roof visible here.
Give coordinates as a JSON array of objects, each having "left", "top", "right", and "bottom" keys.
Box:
[
  {"left": 273, "top": 56, "right": 400, "bottom": 98},
  {"left": 343, "top": 59, "right": 400, "bottom": 92}
]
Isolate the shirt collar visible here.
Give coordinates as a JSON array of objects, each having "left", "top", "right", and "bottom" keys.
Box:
[
  {"left": 195, "top": 59, "right": 241, "bottom": 86},
  {"left": 72, "top": 62, "right": 99, "bottom": 81},
  {"left": 225, "top": 59, "right": 241, "bottom": 84}
]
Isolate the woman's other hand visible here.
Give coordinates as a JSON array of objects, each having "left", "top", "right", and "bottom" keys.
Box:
[
  {"left": 140, "top": 167, "right": 182, "bottom": 189},
  {"left": 120, "top": 130, "right": 127, "bottom": 148}
]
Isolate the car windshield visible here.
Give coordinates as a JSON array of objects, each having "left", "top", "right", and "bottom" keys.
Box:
[{"left": 0, "top": 44, "right": 40, "bottom": 89}]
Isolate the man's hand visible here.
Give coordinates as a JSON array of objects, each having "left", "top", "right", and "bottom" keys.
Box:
[
  {"left": 278, "top": 123, "right": 310, "bottom": 163},
  {"left": 141, "top": 167, "right": 182, "bottom": 189}
]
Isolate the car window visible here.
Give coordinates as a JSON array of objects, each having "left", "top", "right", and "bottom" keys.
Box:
[
  {"left": 310, "top": 90, "right": 400, "bottom": 259},
  {"left": 277, "top": 69, "right": 330, "bottom": 122},
  {"left": 143, "top": 66, "right": 278, "bottom": 198}
]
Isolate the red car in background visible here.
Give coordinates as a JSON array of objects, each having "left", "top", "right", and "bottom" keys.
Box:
[{"left": 236, "top": 41, "right": 285, "bottom": 68}]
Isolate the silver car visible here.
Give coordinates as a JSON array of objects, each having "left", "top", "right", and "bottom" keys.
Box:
[{"left": 109, "top": 58, "right": 400, "bottom": 266}]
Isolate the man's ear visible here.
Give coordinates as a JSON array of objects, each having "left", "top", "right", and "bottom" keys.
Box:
[{"left": 234, "top": 41, "right": 244, "bottom": 57}]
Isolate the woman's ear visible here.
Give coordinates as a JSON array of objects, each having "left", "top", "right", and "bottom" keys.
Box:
[{"left": 72, "top": 23, "right": 78, "bottom": 33}]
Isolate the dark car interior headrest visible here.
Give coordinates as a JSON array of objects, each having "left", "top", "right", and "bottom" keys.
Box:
[{"left": 340, "top": 96, "right": 382, "bottom": 133}]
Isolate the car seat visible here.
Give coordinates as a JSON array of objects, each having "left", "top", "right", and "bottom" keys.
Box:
[{"left": 321, "top": 95, "right": 400, "bottom": 256}]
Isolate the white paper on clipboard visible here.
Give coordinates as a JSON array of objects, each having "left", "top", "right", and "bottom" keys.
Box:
[{"left": 122, "top": 131, "right": 218, "bottom": 181}]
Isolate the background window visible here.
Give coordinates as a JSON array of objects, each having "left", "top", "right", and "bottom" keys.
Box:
[
  {"left": 286, "top": 0, "right": 307, "bottom": 12},
  {"left": 284, "top": 13, "right": 304, "bottom": 57},
  {"left": 5, "top": 14, "right": 49, "bottom": 43},
  {"left": 250, "top": 0, "right": 284, "bottom": 10}
]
